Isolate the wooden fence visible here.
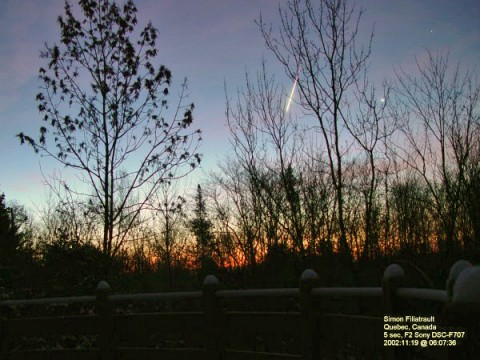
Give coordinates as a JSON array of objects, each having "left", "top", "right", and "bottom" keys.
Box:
[{"left": 0, "top": 260, "right": 479, "bottom": 360}]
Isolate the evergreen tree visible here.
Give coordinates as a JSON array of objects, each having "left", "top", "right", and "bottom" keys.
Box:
[
  {"left": 189, "top": 185, "right": 215, "bottom": 273},
  {"left": 0, "top": 192, "right": 27, "bottom": 262}
]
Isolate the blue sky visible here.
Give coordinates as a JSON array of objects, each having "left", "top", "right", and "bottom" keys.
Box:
[{"left": 0, "top": 0, "right": 479, "bottom": 208}]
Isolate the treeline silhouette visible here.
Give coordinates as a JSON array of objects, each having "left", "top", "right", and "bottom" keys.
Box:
[{"left": 1, "top": 133, "right": 479, "bottom": 297}]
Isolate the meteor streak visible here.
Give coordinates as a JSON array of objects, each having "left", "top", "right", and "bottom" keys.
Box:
[
  {"left": 285, "top": 75, "right": 298, "bottom": 113},
  {"left": 285, "top": 66, "right": 300, "bottom": 113}
]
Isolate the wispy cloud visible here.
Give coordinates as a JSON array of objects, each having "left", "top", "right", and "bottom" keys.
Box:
[{"left": 0, "top": 0, "right": 63, "bottom": 112}]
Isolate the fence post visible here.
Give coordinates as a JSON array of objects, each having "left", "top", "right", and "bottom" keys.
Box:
[
  {"left": 382, "top": 264, "right": 405, "bottom": 315},
  {"left": 382, "top": 264, "right": 405, "bottom": 360},
  {"left": 300, "top": 269, "right": 319, "bottom": 360},
  {"left": 202, "top": 275, "right": 222, "bottom": 360},
  {"left": 0, "top": 277, "right": 13, "bottom": 360},
  {"left": 445, "top": 264, "right": 480, "bottom": 358},
  {"left": 446, "top": 260, "right": 472, "bottom": 301},
  {"left": 96, "top": 280, "right": 113, "bottom": 360},
  {"left": 0, "top": 305, "right": 10, "bottom": 360}
]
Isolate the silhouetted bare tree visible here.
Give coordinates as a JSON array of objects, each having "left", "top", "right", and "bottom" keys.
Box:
[
  {"left": 392, "top": 51, "right": 480, "bottom": 253},
  {"left": 258, "top": 0, "right": 372, "bottom": 258}
]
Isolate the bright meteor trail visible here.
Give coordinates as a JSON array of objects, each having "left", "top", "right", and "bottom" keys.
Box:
[
  {"left": 285, "top": 75, "right": 298, "bottom": 113},
  {"left": 285, "top": 66, "right": 300, "bottom": 113}
]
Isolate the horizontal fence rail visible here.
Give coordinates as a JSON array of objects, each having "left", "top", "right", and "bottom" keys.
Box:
[
  {"left": 110, "top": 291, "right": 202, "bottom": 303},
  {"left": 0, "top": 259, "right": 478, "bottom": 360},
  {"left": 312, "top": 287, "right": 383, "bottom": 297},
  {"left": 0, "top": 295, "right": 96, "bottom": 307},
  {"left": 396, "top": 288, "right": 448, "bottom": 302},
  {"left": 217, "top": 288, "right": 299, "bottom": 299}
]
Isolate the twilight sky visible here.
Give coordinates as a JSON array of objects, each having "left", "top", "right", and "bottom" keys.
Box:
[{"left": 0, "top": 0, "right": 479, "bottom": 208}]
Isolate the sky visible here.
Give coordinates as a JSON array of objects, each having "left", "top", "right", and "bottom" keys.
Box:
[{"left": 0, "top": 0, "right": 479, "bottom": 209}]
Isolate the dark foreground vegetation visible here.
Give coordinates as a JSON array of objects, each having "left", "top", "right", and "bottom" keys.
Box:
[{"left": 0, "top": 182, "right": 478, "bottom": 298}]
